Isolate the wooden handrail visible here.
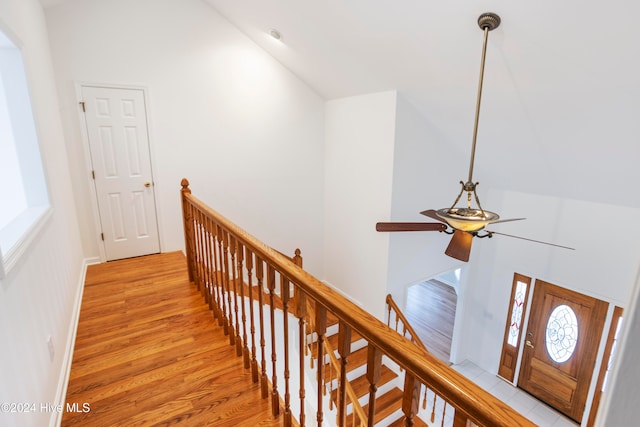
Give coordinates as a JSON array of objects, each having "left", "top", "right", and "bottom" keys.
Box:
[
  {"left": 385, "top": 294, "right": 429, "bottom": 353},
  {"left": 180, "top": 179, "right": 535, "bottom": 426}
]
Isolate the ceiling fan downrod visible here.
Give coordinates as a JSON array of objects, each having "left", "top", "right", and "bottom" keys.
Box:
[
  {"left": 467, "top": 12, "right": 500, "bottom": 186},
  {"left": 444, "top": 12, "right": 500, "bottom": 224}
]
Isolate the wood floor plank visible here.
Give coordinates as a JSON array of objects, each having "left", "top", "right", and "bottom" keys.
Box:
[
  {"left": 405, "top": 280, "right": 457, "bottom": 362},
  {"left": 62, "top": 251, "right": 280, "bottom": 426}
]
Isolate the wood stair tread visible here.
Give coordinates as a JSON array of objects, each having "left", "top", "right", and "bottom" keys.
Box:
[
  {"left": 346, "top": 387, "right": 404, "bottom": 425},
  {"left": 322, "top": 345, "right": 369, "bottom": 378},
  {"left": 330, "top": 364, "right": 397, "bottom": 402},
  {"left": 309, "top": 329, "right": 363, "bottom": 359}
]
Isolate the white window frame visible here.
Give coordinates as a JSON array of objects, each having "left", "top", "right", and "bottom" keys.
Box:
[{"left": 0, "top": 24, "right": 52, "bottom": 279}]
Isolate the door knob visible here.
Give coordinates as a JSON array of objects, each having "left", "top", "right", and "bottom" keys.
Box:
[
  {"left": 525, "top": 340, "right": 535, "bottom": 349},
  {"left": 144, "top": 182, "right": 151, "bottom": 188}
]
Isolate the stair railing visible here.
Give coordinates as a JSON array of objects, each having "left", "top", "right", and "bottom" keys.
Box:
[
  {"left": 386, "top": 294, "right": 429, "bottom": 352},
  {"left": 387, "top": 293, "right": 457, "bottom": 426},
  {"left": 180, "top": 178, "right": 535, "bottom": 427},
  {"left": 324, "top": 334, "right": 368, "bottom": 427}
]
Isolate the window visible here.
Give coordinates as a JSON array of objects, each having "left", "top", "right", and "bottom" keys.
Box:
[
  {"left": 498, "top": 273, "right": 532, "bottom": 382},
  {"left": 545, "top": 304, "right": 579, "bottom": 363},
  {"left": 0, "top": 28, "right": 51, "bottom": 278}
]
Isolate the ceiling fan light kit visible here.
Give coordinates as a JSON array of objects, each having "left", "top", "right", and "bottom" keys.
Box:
[{"left": 375, "top": 13, "right": 575, "bottom": 262}]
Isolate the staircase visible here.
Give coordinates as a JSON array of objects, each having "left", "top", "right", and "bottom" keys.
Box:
[
  {"left": 308, "top": 311, "right": 429, "bottom": 426},
  {"left": 180, "top": 178, "right": 537, "bottom": 427}
]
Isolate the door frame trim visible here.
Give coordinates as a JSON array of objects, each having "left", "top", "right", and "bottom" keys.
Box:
[{"left": 75, "top": 82, "right": 162, "bottom": 262}]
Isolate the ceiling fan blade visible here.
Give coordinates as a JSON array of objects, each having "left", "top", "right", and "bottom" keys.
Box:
[
  {"left": 376, "top": 222, "right": 446, "bottom": 232},
  {"left": 420, "top": 209, "right": 446, "bottom": 222},
  {"left": 490, "top": 217, "right": 526, "bottom": 225},
  {"left": 444, "top": 230, "right": 473, "bottom": 262},
  {"left": 486, "top": 230, "right": 575, "bottom": 250}
]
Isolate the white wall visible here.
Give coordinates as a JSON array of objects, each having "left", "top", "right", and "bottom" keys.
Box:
[
  {"left": 385, "top": 94, "right": 467, "bottom": 307},
  {"left": 323, "top": 91, "right": 397, "bottom": 319},
  {"left": 0, "top": 1, "right": 85, "bottom": 426},
  {"left": 45, "top": 0, "right": 325, "bottom": 275}
]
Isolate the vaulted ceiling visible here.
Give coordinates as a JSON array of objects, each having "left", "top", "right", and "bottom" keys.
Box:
[
  {"left": 203, "top": 0, "right": 640, "bottom": 209},
  {"left": 39, "top": 0, "right": 640, "bottom": 209}
]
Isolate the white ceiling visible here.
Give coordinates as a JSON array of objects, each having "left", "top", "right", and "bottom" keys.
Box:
[
  {"left": 39, "top": 0, "right": 640, "bottom": 208},
  {"left": 202, "top": 0, "right": 640, "bottom": 209}
]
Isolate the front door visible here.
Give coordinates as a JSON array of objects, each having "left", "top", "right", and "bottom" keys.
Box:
[
  {"left": 81, "top": 86, "right": 160, "bottom": 261},
  {"left": 517, "top": 280, "right": 608, "bottom": 422}
]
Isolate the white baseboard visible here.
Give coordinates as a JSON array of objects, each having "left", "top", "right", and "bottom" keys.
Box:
[{"left": 49, "top": 257, "right": 93, "bottom": 427}]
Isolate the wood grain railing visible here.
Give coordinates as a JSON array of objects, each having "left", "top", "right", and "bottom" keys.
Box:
[
  {"left": 180, "top": 179, "right": 535, "bottom": 427},
  {"left": 387, "top": 293, "right": 454, "bottom": 426},
  {"left": 386, "top": 294, "right": 429, "bottom": 352}
]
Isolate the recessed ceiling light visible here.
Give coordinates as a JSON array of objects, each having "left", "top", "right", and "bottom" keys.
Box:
[{"left": 269, "top": 29, "right": 282, "bottom": 40}]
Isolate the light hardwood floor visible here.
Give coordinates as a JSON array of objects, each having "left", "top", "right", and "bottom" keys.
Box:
[
  {"left": 62, "top": 251, "right": 279, "bottom": 426},
  {"left": 404, "top": 280, "right": 457, "bottom": 363}
]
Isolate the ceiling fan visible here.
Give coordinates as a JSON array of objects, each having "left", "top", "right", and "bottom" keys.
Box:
[{"left": 376, "top": 12, "right": 574, "bottom": 262}]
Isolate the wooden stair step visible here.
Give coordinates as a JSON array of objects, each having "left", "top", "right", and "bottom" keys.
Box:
[
  {"left": 330, "top": 364, "right": 397, "bottom": 403},
  {"left": 322, "top": 345, "right": 369, "bottom": 379},
  {"left": 309, "top": 329, "right": 363, "bottom": 359},
  {"left": 346, "top": 387, "right": 404, "bottom": 425}
]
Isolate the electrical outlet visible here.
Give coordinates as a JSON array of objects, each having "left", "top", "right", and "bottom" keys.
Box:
[{"left": 46, "top": 335, "right": 55, "bottom": 361}]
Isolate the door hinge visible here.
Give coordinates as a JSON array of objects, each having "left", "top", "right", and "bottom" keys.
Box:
[
  {"left": 79, "top": 101, "right": 86, "bottom": 112},
  {"left": 100, "top": 233, "right": 104, "bottom": 241},
  {"left": 91, "top": 170, "right": 95, "bottom": 180}
]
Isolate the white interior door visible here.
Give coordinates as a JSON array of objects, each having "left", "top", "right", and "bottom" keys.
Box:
[{"left": 82, "top": 86, "right": 160, "bottom": 261}]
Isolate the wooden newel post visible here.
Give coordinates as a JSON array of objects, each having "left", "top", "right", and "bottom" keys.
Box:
[
  {"left": 291, "top": 249, "right": 303, "bottom": 317},
  {"left": 180, "top": 178, "right": 195, "bottom": 283},
  {"left": 402, "top": 373, "right": 421, "bottom": 427}
]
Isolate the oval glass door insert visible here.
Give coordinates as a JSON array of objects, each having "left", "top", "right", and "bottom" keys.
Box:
[{"left": 545, "top": 304, "right": 579, "bottom": 363}]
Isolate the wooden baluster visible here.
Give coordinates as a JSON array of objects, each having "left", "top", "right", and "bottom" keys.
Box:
[
  {"left": 198, "top": 210, "right": 209, "bottom": 300},
  {"left": 206, "top": 216, "right": 219, "bottom": 319},
  {"left": 256, "top": 257, "right": 269, "bottom": 399},
  {"left": 193, "top": 208, "right": 203, "bottom": 293},
  {"left": 245, "top": 248, "right": 259, "bottom": 383},
  {"left": 201, "top": 215, "right": 210, "bottom": 307},
  {"left": 203, "top": 214, "right": 214, "bottom": 308},
  {"left": 215, "top": 225, "right": 226, "bottom": 328},
  {"left": 431, "top": 390, "right": 437, "bottom": 422},
  {"left": 229, "top": 237, "right": 242, "bottom": 356},
  {"left": 266, "top": 265, "right": 280, "bottom": 417},
  {"left": 452, "top": 408, "right": 470, "bottom": 427},
  {"left": 222, "top": 230, "right": 235, "bottom": 344},
  {"left": 366, "top": 345, "right": 382, "bottom": 427},
  {"left": 198, "top": 210, "right": 208, "bottom": 297},
  {"left": 281, "top": 275, "right": 292, "bottom": 427},
  {"left": 296, "top": 286, "right": 307, "bottom": 427},
  {"left": 236, "top": 242, "right": 250, "bottom": 369},
  {"left": 402, "top": 372, "right": 421, "bottom": 427},
  {"left": 180, "top": 179, "right": 195, "bottom": 283},
  {"left": 441, "top": 402, "right": 447, "bottom": 427},
  {"left": 315, "top": 304, "right": 327, "bottom": 427},
  {"left": 337, "top": 322, "right": 352, "bottom": 427}
]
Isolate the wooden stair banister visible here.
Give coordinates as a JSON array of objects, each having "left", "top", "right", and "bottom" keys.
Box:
[
  {"left": 386, "top": 293, "right": 429, "bottom": 353},
  {"left": 180, "top": 178, "right": 535, "bottom": 427}
]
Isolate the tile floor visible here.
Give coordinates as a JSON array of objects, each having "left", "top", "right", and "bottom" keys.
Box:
[{"left": 452, "top": 360, "right": 580, "bottom": 427}]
